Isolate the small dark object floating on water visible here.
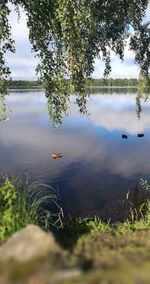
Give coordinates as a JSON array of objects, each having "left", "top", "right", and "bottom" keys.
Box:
[
  {"left": 137, "top": 134, "right": 144, "bottom": 138},
  {"left": 51, "top": 153, "right": 63, "bottom": 159},
  {"left": 122, "top": 134, "right": 128, "bottom": 139}
]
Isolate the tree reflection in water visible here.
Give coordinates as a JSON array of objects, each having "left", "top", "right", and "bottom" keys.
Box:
[
  {"left": 43, "top": 88, "right": 150, "bottom": 127},
  {"left": 0, "top": 94, "right": 9, "bottom": 122},
  {"left": 136, "top": 77, "right": 150, "bottom": 119},
  {"left": 0, "top": 84, "right": 150, "bottom": 127},
  {"left": 47, "top": 90, "right": 89, "bottom": 127}
]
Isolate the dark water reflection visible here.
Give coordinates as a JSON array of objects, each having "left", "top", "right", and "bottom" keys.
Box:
[{"left": 0, "top": 90, "right": 150, "bottom": 222}]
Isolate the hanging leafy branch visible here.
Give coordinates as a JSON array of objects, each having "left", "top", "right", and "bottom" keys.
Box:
[
  {"left": 1, "top": 0, "right": 150, "bottom": 125},
  {"left": 0, "top": 1, "right": 15, "bottom": 93}
]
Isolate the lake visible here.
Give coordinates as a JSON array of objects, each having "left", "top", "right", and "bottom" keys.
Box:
[{"left": 0, "top": 89, "right": 150, "bottom": 222}]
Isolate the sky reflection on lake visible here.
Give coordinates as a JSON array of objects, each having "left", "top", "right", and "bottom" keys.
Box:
[{"left": 0, "top": 91, "right": 150, "bottom": 221}]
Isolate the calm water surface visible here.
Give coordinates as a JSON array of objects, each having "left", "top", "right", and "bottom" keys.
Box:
[{"left": 1, "top": 90, "right": 150, "bottom": 221}]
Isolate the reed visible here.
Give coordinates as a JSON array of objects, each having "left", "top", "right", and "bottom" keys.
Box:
[{"left": 0, "top": 174, "right": 63, "bottom": 241}]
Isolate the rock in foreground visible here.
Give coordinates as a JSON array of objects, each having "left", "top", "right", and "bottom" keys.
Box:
[
  {"left": 0, "top": 225, "right": 61, "bottom": 263},
  {"left": 1, "top": 223, "right": 150, "bottom": 283}
]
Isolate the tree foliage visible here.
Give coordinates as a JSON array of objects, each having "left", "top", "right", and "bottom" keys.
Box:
[{"left": 0, "top": 0, "right": 150, "bottom": 125}]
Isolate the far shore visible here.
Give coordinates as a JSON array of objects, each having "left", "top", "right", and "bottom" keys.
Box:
[{"left": 8, "top": 85, "right": 137, "bottom": 91}]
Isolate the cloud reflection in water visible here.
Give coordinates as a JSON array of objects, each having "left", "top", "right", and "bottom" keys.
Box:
[{"left": 0, "top": 91, "right": 150, "bottom": 221}]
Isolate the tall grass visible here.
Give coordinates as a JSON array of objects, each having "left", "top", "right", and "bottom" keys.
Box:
[{"left": 0, "top": 174, "right": 63, "bottom": 241}]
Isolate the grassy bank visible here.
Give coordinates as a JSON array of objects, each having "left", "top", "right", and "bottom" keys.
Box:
[
  {"left": 0, "top": 176, "right": 150, "bottom": 243},
  {"left": 1, "top": 177, "right": 150, "bottom": 282},
  {"left": 55, "top": 194, "right": 150, "bottom": 283}
]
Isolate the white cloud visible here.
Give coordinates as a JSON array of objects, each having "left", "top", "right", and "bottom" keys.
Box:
[
  {"left": 7, "top": 57, "right": 38, "bottom": 68},
  {"left": 9, "top": 6, "right": 29, "bottom": 43},
  {"left": 143, "top": 2, "right": 150, "bottom": 23},
  {"left": 6, "top": 4, "right": 38, "bottom": 80},
  {"left": 93, "top": 56, "right": 139, "bottom": 79},
  {"left": 87, "top": 94, "right": 150, "bottom": 135},
  {"left": 9, "top": 69, "right": 37, "bottom": 80}
]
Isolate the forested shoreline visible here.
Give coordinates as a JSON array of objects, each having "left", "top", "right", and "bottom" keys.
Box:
[
  {"left": 7, "top": 78, "right": 138, "bottom": 89},
  {"left": 7, "top": 80, "right": 42, "bottom": 89}
]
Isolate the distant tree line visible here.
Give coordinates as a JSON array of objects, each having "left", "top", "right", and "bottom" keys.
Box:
[
  {"left": 7, "top": 79, "right": 138, "bottom": 88},
  {"left": 7, "top": 80, "right": 42, "bottom": 89},
  {"left": 89, "top": 78, "right": 138, "bottom": 87}
]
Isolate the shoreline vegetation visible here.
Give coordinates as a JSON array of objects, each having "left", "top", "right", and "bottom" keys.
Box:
[
  {"left": 0, "top": 175, "right": 63, "bottom": 242},
  {"left": 1, "top": 175, "right": 150, "bottom": 242},
  {"left": 7, "top": 78, "right": 138, "bottom": 90},
  {"left": 1, "top": 176, "right": 150, "bottom": 282}
]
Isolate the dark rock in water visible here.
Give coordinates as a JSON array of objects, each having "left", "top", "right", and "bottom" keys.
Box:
[
  {"left": 122, "top": 134, "right": 128, "bottom": 139},
  {"left": 137, "top": 134, "right": 144, "bottom": 138}
]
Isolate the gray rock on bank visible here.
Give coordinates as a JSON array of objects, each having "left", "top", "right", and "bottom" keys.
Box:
[{"left": 0, "top": 224, "right": 61, "bottom": 263}]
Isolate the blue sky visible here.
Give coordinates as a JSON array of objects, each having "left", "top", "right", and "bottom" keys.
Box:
[{"left": 6, "top": 3, "right": 150, "bottom": 80}]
